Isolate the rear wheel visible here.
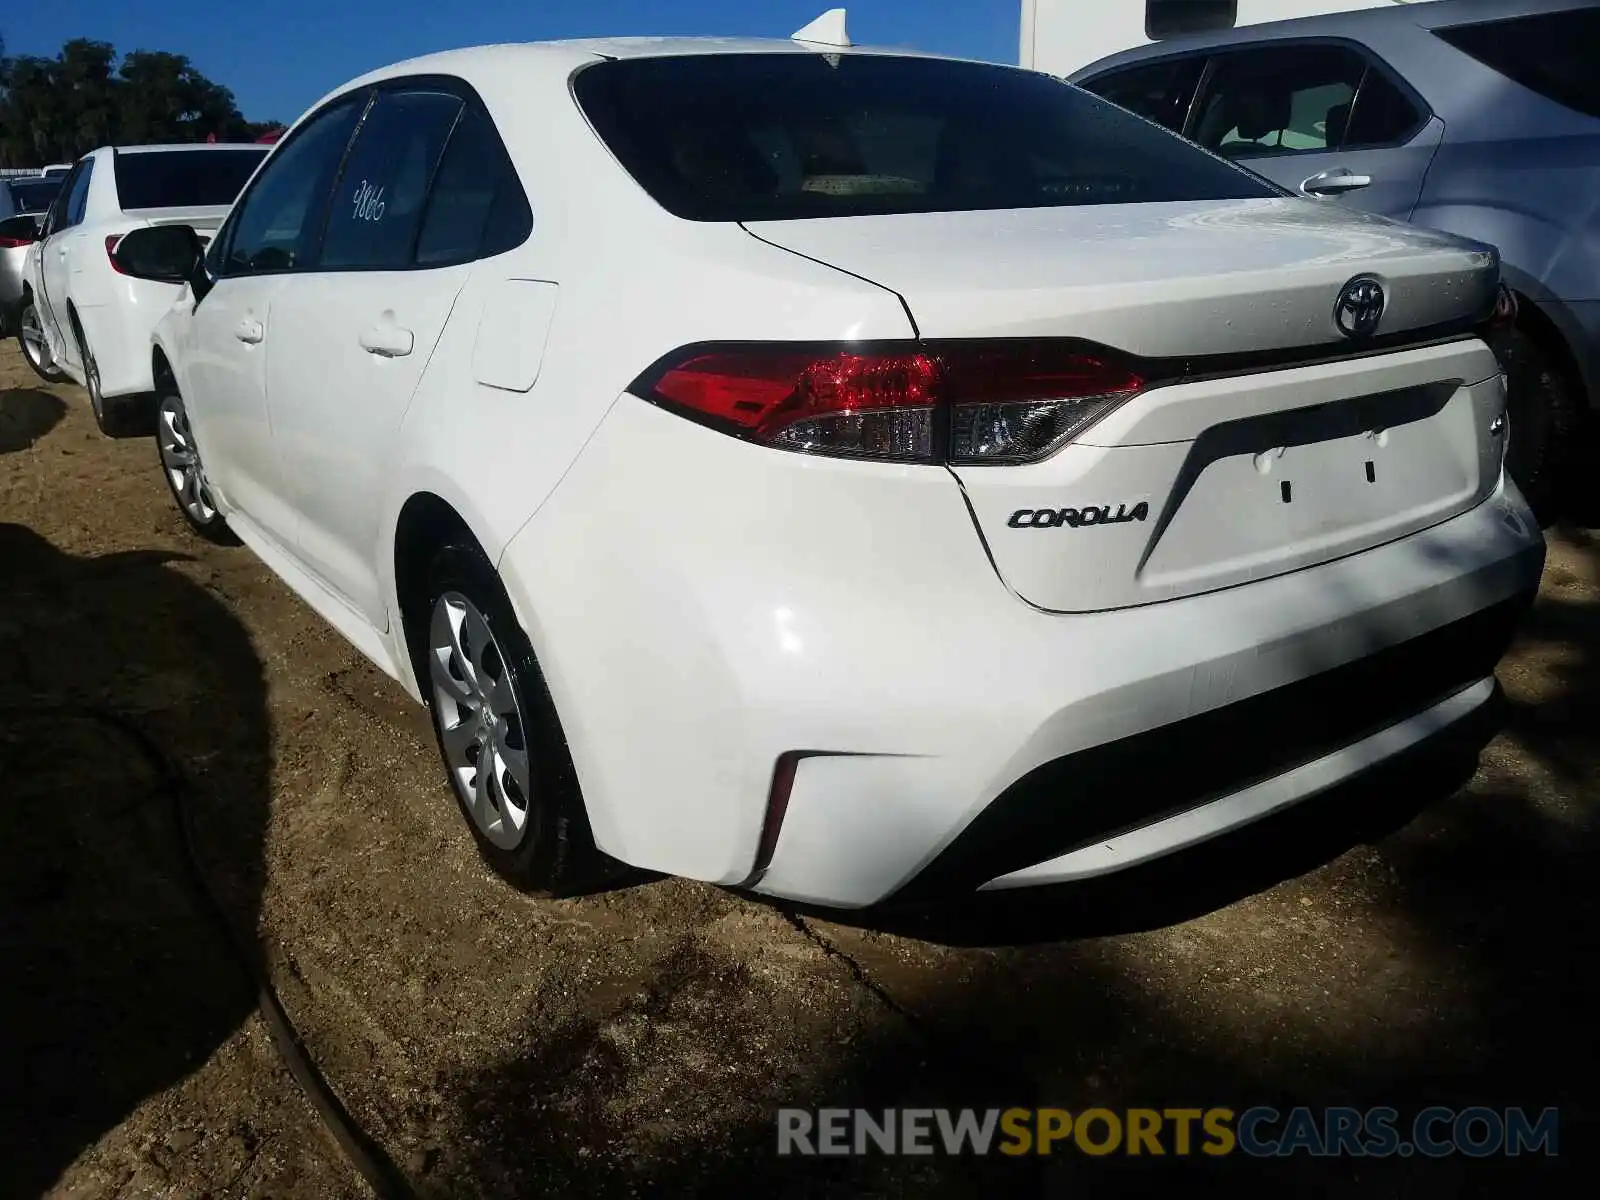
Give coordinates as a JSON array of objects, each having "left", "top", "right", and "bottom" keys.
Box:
[
  {"left": 155, "top": 388, "right": 236, "bottom": 544},
  {"left": 1490, "top": 324, "right": 1578, "bottom": 526},
  {"left": 423, "top": 539, "right": 600, "bottom": 893},
  {"left": 17, "top": 297, "right": 68, "bottom": 384}
]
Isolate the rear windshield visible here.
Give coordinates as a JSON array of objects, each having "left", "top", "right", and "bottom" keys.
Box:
[
  {"left": 4, "top": 178, "right": 61, "bottom": 213},
  {"left": 113, "top": 148, "right": 267, "bottom": 210},
  {"left": 572, "top": 53, "right": 1278, "bottom": 222},
  {"left": 1436, "top": 7, "right": 1600, "bottom": 119}
]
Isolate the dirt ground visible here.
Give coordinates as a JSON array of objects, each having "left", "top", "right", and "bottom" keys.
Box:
[{"left": 2, "top": 340, "right": 1597, "bottom": 1199}]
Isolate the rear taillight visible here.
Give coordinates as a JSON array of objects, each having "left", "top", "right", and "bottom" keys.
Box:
[
  {"left": 0, "top": 236, "right": 29, "bottom": 249},
  {"left": 106, "top": 235, "right": 126, "bottom": 274},
  {"left": 631, "top": 341, "right": 1143, "bottom": 465}
]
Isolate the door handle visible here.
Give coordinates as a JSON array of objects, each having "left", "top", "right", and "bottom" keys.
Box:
[
  {"left": 359, "top": 324, "right": 414, "bottom": 358},
  {"left": 1300, "top": 168, "right": 1373, "bottom": 198},
  {"left": 234, "top": 317, "right": 264, "bottom": 344}
]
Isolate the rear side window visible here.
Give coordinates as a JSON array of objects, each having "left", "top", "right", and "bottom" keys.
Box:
[
  {"left": 573, "top": 53, "right": 1275, "bottom": 222},
  {"left": 1436, "top": 7, "right": 1600, "bottom": 119},
  {"left": 113, "top": 149, "right": 266, "bottom": 210},
  {"left": 319, "top": 89, "right": 463, "bottom": 270},
  {"left": 1344, "top": 68, "right": 1420, "bottom": 147},
  {"left": 414, "top": 106, "right": 533, "bottom": 265},
  {"left": 1081, "top": 58, "right": 1205, "bottom": 132}
]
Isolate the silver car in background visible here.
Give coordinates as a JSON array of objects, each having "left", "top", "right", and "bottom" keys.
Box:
[
  {"left": 1, "top": 176, "right": 63, "bottom": 337},
  {"left": 1071, "top": 0, "right": 1600, "bottom": 520}
]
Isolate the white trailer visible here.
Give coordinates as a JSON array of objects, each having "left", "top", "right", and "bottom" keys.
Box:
[{"left": 1021, "top": 0, "right": 1416, "bottom": 76}]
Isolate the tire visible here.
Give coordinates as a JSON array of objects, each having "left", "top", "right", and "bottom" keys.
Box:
[
  {"left": 71, "top": 312, "right": 149, "bottom": 438},
  {"left": 154, "top": 387, "right": 237, "bottom": 545},
  {"left": 422, "top": 539, "right": 601, "bottom": 893},
  {"left": 16, "top": 296, "right": 69, "bottom": 384},
  {"left": 1489, "top": 323, "right": 1579, "bottom": 526}
]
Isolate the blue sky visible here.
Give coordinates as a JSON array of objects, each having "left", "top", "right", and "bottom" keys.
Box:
[{"left": 8, "top": 1, "right": 1020, "bottom": 123}]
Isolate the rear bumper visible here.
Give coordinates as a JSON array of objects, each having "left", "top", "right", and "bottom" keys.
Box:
[
  {"left": 502, "top": 397, "right": 1545, "bottom": 909},
  {"left": 903, "top": 601, "right": 1520, "bottom": 899}
]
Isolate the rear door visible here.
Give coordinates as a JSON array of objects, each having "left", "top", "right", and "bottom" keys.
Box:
[
  {"left": 266, "top": 84, "right": 493, "bottom": 627},
  {"left": 1186, "top": 42, "right": 1443, "bottom": 220},
  {"left": 37, "top": 158, "right": 92, "bottom": 369}
]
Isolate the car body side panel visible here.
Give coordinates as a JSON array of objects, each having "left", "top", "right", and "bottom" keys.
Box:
[{"left": 374, "top": 60, "right": 917, "bottom": 700}]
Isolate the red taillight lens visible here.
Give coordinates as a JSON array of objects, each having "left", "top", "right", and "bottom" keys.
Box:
[
  {"left": 0, "top": 237, "right": 28, "bottom": 249},
  {"left": 633, "top": 340, "right": 1142, "bottom": 464},
  {"left": 105, "top": 235, "right": 126, "bottom": 274},
  {"left": 652, "top": 348, "right": 942, "bottom": 461}
]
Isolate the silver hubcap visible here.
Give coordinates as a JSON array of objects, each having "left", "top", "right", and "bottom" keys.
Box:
[
  {"left": 85, "top": 346, "right": 101, "bottom": 409},
  {"left": 20, "top": 304, "right": 49, "bottom": 369},
  {"left": 157, "top": 396, "right": 218, "bottom": 524},
  {"left": 429, "top": 592, "right": 532, "bottom": 850}
]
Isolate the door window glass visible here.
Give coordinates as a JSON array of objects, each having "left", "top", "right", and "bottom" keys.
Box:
[
  {"left": 64, "top": 160, "right": 94, "bottom": 227},
  {"left": 41, "top": 164, "right": 82, "bottom": 237},
  {"left": 1192, "top": 46, "right": 1367, "bottom": 157},
  {"left": 1344, "top": 68, "right": 1423, "bottom": 147},
  {"left": 220, "top": 95, "right": 365, "bottom": 275},
  {"left": 319, "top": 89, "right": 462, "bottom": 271},
  {"left": 413, "top": 105, "right": 533, "bottom": 265},
  {"left": 1079, "top": 58, "right": 1205, "bottom": 132}
]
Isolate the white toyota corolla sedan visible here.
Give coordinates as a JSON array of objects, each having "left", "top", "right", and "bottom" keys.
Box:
[{"left": 114, "top": 34, "right": 1545, "bottom": 909}]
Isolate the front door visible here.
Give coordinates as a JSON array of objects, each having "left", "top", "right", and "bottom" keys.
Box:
[
  {"left": 182, "top": 272, "right": 295, "bottom": 538},
  {"left": 267, "top": 87, "right": 470, "bottom": 626},
  {"left": 186, "top": 91, "right": 369, "bottom": 549}
]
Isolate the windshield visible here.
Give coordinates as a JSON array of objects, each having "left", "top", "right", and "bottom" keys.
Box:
[
  {"left": 113, "top": 148, "right": 268, "bottom": 210},
  {"left": 4, "top": 178, "right": 62, "bottom": 213},
  {"left": 572, "top": 53, "right": 1277, "bottom": 222}
]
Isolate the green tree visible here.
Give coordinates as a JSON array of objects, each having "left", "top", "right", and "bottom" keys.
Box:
[{"left": 0, "top": 37, "right": 274, "bottom": 167}]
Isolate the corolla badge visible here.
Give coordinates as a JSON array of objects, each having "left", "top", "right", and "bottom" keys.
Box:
[{"left": 1334, "top": 276, "right": 1386, "bottom": 339}]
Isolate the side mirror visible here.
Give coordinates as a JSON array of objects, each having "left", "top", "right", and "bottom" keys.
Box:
[
  {"left": 112, "top": 224, "right": 209, "bottom": 298},
  {"left": 0, "top": 214, "right": 40, "bottom": 248}
]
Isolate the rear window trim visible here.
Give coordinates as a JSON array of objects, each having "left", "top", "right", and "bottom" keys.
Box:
[{"left": 569, "top": 51, "right": 1282, "bottom": 224}]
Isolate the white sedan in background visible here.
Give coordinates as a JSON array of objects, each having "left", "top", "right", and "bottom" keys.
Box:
[
  {"left": 17, "top": 143, "right": 266, "bottom": 434},
  {"left": 114, "top": 33, "right": 1544, "bottom": 909}
]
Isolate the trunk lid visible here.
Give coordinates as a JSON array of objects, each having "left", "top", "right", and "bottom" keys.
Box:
[
  {"left": 744, "top": 198, "right": 1497, "bottom": 352},
  {"left": 124, "top": 204, "right": 232, "bottom": 247},
  {"left": 746, "top": 198, "right": 1506, "bottom": 612}
]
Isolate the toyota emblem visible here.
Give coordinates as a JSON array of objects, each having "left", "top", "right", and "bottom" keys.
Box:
[{"left": 1334, "top": 276, "right": 1386, "bottom": 339}]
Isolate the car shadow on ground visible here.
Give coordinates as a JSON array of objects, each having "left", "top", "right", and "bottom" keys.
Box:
[
  {"left": 0, "top": 521, "right": 271, "bottom": 1197},
  {"left": 0, "top": 387, "right": 67, "bottom": 453},
  {"left": 433, "top": 534, "right": 1597, "bottom": 1198}
]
